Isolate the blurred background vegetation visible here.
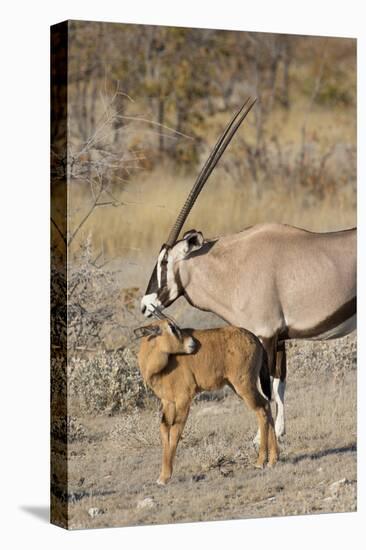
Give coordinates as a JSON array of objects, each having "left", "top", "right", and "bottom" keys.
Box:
[
  {"left": 51, "top": 21, "right": 356, "bottom": 355},
  {"left": 51, "top": 21, "right": 356, "bottom": 265}
]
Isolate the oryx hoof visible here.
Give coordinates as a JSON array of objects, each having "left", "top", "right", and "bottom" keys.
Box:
[
  {"left": 275, "top": 425, "right": 286, "bottom": 439},
  {"left": 275, "top": 433, "right": 286, "bottom": 444}
]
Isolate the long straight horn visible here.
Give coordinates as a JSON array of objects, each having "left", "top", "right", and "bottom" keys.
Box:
[{"left": 165, "top": 96, "right": 257, "bottom": 247}]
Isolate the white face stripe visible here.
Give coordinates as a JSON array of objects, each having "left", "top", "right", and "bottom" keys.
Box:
[
  {"left": 156, "top": 249, "right": 166, "bottom": 288},
  {"left": 154, "top": 247, "right": 181, "bottom": 305},
  {"left": 166, "top": 254, "right": 179, "bottom": 302}
]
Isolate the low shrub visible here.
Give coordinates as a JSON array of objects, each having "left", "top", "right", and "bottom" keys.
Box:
[{"left": 67, "top": 347, "right": 156, "bottom": 415}]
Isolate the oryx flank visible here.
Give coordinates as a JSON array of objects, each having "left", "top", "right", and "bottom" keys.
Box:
[{"left": 140, "top": 97, "right": 357, "bottom": 440}]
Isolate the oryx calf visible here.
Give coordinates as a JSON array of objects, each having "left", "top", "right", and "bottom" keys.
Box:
[{"left": 135, "top": 317, "right": 279, "bottom": 485}]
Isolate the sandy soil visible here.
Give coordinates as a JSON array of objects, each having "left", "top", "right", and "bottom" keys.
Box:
[{"left": 52, "top": 364, "right": 356, "bottom": 529}]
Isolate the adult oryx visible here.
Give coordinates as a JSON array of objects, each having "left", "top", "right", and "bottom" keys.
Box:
[{"left": 140, "top": 97, "right": 357, "bottom": 440}]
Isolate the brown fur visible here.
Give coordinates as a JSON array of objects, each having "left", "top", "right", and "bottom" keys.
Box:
[{"left": 137, "top": 321, "right": 279, "bottom": 485}]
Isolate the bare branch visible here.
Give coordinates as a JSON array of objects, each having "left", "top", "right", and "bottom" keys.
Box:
[
  {"left": 115, "top": 115, "right": 194, "bottom": 140},
  {"left": 68, "top": 193, "right": 101, "bottom": 247}
]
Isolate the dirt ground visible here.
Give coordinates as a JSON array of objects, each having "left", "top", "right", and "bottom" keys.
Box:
[{"left": 56, "top": 359, "right": 356, "bottom": 530}]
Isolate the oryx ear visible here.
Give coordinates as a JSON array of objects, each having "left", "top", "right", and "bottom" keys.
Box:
[{"left": 181, "top": 229, "right": 204, "bottom": 257}]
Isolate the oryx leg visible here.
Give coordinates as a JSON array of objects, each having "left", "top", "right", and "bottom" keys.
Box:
[{"left": 272, "top": 345, "right": 287, "bottom": 439}]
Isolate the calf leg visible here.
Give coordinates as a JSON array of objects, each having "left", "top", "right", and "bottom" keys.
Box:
[
  {"left": 157, "top": 400, "right": 190, "bottom": 485},
  {"left": 158, "top": 417, "right": 172, "bottom": 485},
  {"left": 157, "top": 400, "right": 175, "bottom": 485},
  {"left": 254, "top": 405, "right": 270, "bottom": 468},
  {"left": 234, "top": 381, "right": 279, "bottom": 468}
]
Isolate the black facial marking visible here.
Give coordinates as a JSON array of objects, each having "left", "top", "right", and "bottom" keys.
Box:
[
  {"left": 157, "top": 254, "right": 184, "bottom": 308},
  {"left": 159, "top": 249, "right": 169, "bottom": 292},
  {"left": 145, "top": 263, "right": 159, "bottom": 295},
  {"left": 144, "top": 244, "right": 184, "bottom": 308},
  {"left": 168, "top": 322, "right": 182, "bottom": 341}
]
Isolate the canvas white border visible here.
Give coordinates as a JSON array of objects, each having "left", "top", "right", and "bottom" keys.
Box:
[{"left": 0, "top": 0, "right": 364, "bottom": 548}]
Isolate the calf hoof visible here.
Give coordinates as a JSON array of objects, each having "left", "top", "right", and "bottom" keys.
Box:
[
  {"left": 156, "top": 476, "right": 170, "bottom": 486},
  {"left": 268, "top": 457, "right": 278, "bottom": 468}
]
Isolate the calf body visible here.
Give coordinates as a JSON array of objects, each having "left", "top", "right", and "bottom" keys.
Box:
[{"left": 137, "top": 321, "right": 279, "bottom": 485}]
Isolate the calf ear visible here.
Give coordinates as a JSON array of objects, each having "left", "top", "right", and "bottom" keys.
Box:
[
  {"left": 181, "top": 230, "right": 204, "bottom": 256},
  {"left": 134, "top": 325, "right": 161, "bottom": 338}
]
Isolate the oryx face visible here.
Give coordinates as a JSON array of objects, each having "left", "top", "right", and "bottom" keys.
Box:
[{"left": 141, "top": 230, "right": 204, "bottom": 317}]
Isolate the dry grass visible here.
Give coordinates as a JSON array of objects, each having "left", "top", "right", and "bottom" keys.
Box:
[
  {"left": 67, "top": 104, "right": 356, "bottom": 260},
  {"left": 52, "top": 360, "right": 356, "bottom": 529},
  {"left": 69, "top": 165, "right": 356, "bottom": 260}
]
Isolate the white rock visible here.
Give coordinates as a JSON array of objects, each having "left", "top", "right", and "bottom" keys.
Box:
[
  {"left": 330, "top": 478, "right": 347, "bottom": 489},
  {"left": 88, "top": 507, "right": 103, "bottom": 518},
  {"left": 137, "top": 497, "right": 155, "bottom": 510}
]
